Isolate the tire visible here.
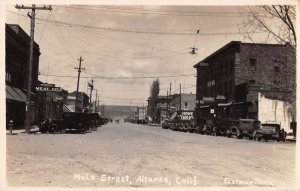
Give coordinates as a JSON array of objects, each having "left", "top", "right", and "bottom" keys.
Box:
[
  {"left": 49, "top": 124, "right": 57, "bottom": 134},
  {"left": 230, "top": 126, "right": 238, "bottom": 135},
  {"left": 79, "top": 124, "right": 86, "bottom": 134},
  {"left": 258, "top": 137, "right": 261, "bottom": 141}
]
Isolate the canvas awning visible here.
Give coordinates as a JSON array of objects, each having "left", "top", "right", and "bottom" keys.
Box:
[
  {"left": 169, "top": 111, "right": 177, "bottom": 120},
  {"left": 6, "top": 85, "right": 27, "bottom": 102},
  {"left": 218, "top": 102, "right": 232, "bottom": 107},
  {"left": 199, "top": 105, "right": 209, "bottom": 108},
  {"left": 63, "top": 104, "right": 75, "bottom": 112}
]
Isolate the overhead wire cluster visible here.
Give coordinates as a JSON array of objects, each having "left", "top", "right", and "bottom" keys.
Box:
[
  {"left": 7, "top": 9, "right": 265, "bottom": 36},
  {"left": 6, "top": 5, "right": 254, "bottom": 105},
  {"left": 56, "top": 5, "right": 253, "bottom": 18}
]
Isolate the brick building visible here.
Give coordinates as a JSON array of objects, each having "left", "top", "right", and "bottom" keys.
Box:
[
  {"left": 193, "top": 41, "right": 296, "bottom": 128},
  {"left": 171, "top": 93, "right": 196, "bottom": 111},
  {"left": 147, "top": 93, "right": 196, "bottom": 123},
  {"left": 5, "top": 24, "right": 41, "bottom": 128},
  {"left": 67, "top": 92, "right": 90, "bottom": 113}
]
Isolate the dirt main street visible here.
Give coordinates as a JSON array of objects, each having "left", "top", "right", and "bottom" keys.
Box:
[{"left": 6, "top": 122, "right": 296, "bottom": 187}]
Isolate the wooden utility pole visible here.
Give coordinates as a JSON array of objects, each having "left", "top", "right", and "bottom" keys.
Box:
[
  {"left": 74, "top": 57, "right": 85, "bottom": 112},
  {"left": 95, "top": 90, "right": 98, "bottom": 113},
  {"left": 89, "top": 79, "right": 94, "bottom": 104},
  {"left": 179, "top": 83, "right": 182, "bottom": 111},
  {"left": 97, "top": 95, "right": 100, "bottom": 113},
  {"left": 15, "top": 4, "right": 52, "bottom": 134},
  {"left": 167, "top": 90, "right": 169, "bottom": 114}
]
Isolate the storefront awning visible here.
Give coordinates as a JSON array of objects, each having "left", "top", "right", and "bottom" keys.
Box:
[
  {"left": 218, "top": 102, "right": 232, "bottom": 107},
  {"left": 231, "top": 102, "right": 246, "bottom": 105},
  {"left": 199, "top": 105, "right": 209, "bottom": 108},
  {"left": 6, "top": 85, "right": 27, "bottom": 102},
  {"left": 63, "top": 104, "right": 75, "bottom": 112}
]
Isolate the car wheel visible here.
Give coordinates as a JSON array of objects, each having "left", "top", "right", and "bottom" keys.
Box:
[{"left": 258, "top": 137, "right": 261, "bottom": 141}]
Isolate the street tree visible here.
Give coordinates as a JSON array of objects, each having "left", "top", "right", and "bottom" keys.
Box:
[
  {"left": 240, "top": 5, "right": 296, "bottom": 120},
  {"left": 240, "top": 5, "right": 296, "bottom": 49},
  {"left": 149, "top": 79, "right": 160, "bottom": 123}
]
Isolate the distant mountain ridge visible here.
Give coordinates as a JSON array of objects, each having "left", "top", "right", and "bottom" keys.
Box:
[{"left": 102, "top": 105, "right": 140, "bottom": 119}]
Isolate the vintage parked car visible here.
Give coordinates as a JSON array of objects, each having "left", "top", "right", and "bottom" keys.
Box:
[
  {"left": 202, "top": 118, "right": 214, "bottom": 135},
  {"left": 253, "top": 123, "right": 287, "bottom": 142},
  {"left": 137, "top": 119, "right": 147, "bottom": 125},
  {"left": 226, "top": 119, "right": 261, "bottom": 139},
  {"left": 39, "top": 112, "right": 93, "bottom": 134},
  {"left": 162, "top": 120, "right": 172, "bottom": 129},
  {"left": 187, "top": 119, "right": 197, "bottom": 133},
  {"left": 88, "top": 113, "right": 101, "bottom": 131},
  {"left": 212, "top": 118, "right": 231, "bottom": 136}
]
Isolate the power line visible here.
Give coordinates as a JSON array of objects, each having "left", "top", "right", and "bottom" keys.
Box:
[
  {"left": 7, "top": 10, "right": 265, "bottom": 36},
  {"left": 48, "top": 12, "right": 77, "bottom": 62},
  {"left": 39, "top": 73, "right": 195, "bottom": 79},
  {"left": 66, "top": 27, "right": 189, "bottom": 55},
  {"left": 64, "top": 27, "right": 189, "bottom": 59},
  {"left": 38, "top": 10, "right": 51, "bottom": 43},
  {"left": 56, "top": 5, "right": 249, "bottom": 18},
  {"left": 100, "top": 96, "right": 145, "bottom": 101}
]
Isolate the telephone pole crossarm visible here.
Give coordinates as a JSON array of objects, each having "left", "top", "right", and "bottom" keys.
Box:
[{"left": 15, "top": 4, "right": 52, "bottom": 10}]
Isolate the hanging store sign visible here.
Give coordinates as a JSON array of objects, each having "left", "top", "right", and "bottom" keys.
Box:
[
  {"left": 216, "top": 95, "right": 226, "bottom": 100},
  {"left": 35, "top": 86, "right": 61, "bottom": 92},
  {"left": 203, "top": 97, "right": 215, "bottom": 102},
  {"left": 40, "top": 83, "right": 55, "bottom": 87}
]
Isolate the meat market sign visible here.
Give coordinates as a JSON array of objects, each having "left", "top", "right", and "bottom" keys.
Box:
[{"left": 36, "top": 83, "right": 61, "bottom": 92}]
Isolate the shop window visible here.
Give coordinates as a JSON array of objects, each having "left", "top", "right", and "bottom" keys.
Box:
[
  {"left": 274, "top": 66, "right": 280, "bottom": 73},
  {"left": 249, "top": 59, "right": 256, "bottom": 72},
  {"left": 250, "top": 80, "right": 256, "bottom": 84}
]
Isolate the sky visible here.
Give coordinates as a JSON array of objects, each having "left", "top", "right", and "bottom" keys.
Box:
[{"left": 4, "top": 1, "right": 290, "bottom": 106}]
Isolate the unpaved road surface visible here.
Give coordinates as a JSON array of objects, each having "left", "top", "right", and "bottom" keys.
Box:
[{"left": 6, "top": 122, "right": 296, "bottom": 187}]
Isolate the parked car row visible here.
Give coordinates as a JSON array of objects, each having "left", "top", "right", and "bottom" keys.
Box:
[
  {"left": 162, "top": 117, "right": 289, "bottom": 142},
  {"left": 125, "top": 118, "right": 147, "bottom": 125},
  {"left": 39, "top": 112, "right": 109, "bottom": 134}
]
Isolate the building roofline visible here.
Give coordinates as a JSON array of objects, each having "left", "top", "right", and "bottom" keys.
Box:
[
  {"left": 6, "top": 23, "right": 40, "bottom": 50},
  {"left": 193, "top": 41, "right": 290, "bottom": 68},
  {"left": 193, "top": 41, "right": 241, "bottom": 68}
]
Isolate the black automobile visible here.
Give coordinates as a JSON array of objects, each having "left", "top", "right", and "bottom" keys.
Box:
[
  {"left": 137, "top": 119, "right": 147, "bottom": 125},
  {"left": 39, "top": 112, "right": 93, "bottom": 134},
  {"left": 254, "top": 123, "right": 287, "bottom": 142}
]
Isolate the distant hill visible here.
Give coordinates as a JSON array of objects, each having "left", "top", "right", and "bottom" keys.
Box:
[{"left": 101, "top": 105, "right": 140, "bottom": 119}]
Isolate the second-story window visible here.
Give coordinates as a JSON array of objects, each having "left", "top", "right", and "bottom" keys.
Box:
[
  {"left": 274, "top": 66, "right": 280, "bottom": 73},
  {"left": 250, "top": 79, "right": 256, "bottom": 84},
  {"left": 249, "top": 59, "right": 256, "bottom": 72},
  {"left": 5, "top": 72, "right": 11, "bottom": 82}
]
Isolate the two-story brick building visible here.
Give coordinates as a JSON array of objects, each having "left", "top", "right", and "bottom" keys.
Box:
[
  {"left": 193, "top": 41, "right": 296, "bottom": 130},
  {"left": 5, "top": 24, "right": 41, "bottom": 128}
]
